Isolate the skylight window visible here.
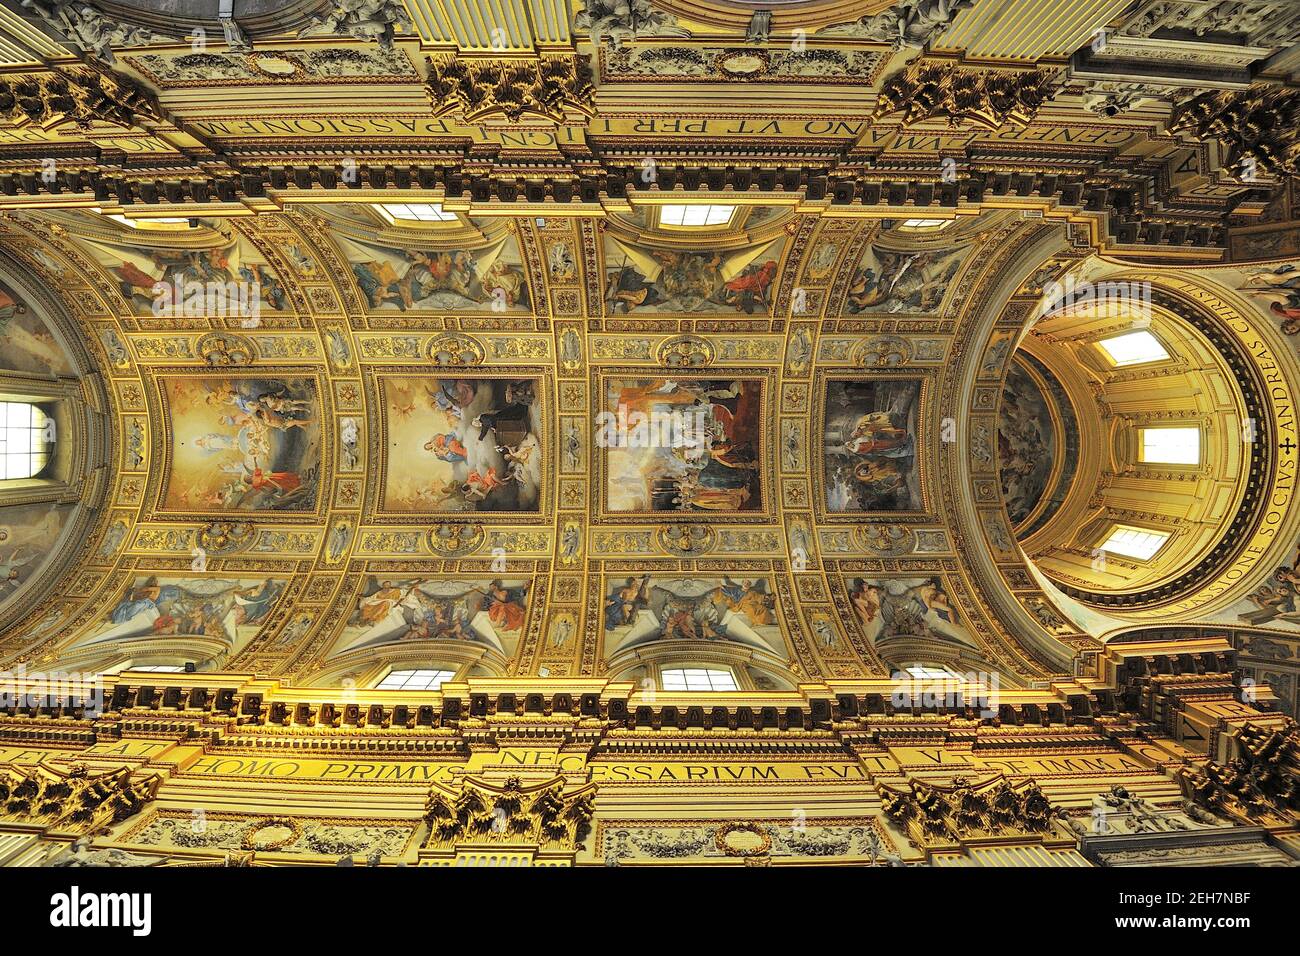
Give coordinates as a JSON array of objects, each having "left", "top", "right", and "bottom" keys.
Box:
[
  {"left": 1100, "top": 525, "right": 1170, "bottom": 560},
  {"left": 1141, "top": 427, "right": 1200, "bottom": 465},
  {"left": 129, "top": 665, "right": 186, "bottom": 672},
  {"left": 659, "top": 204, "right": 735, "bottom": 227},
  {"left": 374, "top": 203, "right": 458, "bottom": 224},
  {"left": 376, "top": 668, "right": 455, "bottom": 691},
  {"left": 92, "top": 208, "right": 192, "bottom": 229},
  {"left": 660, "top": 668, "right": 738, "bottom": 691},
  {"left": 1097, "top": 330, "right": 1169, "bottom": 366},
  {"left": 898, "top": 218, "right": 954, "bottom": 230},
  {"left": 904, "top": 665, "right": 960, "bottom": 680},
  {"left": 0, "top": 402, "right": 51, "bottom": 480}
]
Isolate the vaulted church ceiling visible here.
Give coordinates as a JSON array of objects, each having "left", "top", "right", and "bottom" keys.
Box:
[{"left": 0, "top": 188, "right": 1296, "bottom": 705}]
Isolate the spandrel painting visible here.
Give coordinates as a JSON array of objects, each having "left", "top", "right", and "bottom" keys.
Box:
[
  {"left": 602, "top": 377, "right": 763, "bottom": 513},
  {"left": 602, "top": 575, "right": 787, "bottom": 658},
  {"left": 823, "top": 378, "right": 921, "bottom": 512},
  {"left": 340, "top": 232, "right": 530, "bottom": 312},
  {"left": 998, "top": 356, "right": 1077, "bottom": 535},
  {"left": 603, "top": 234, "right": 783, "bottom": 314},
  {"left": 0, "top": 281, "right": 73, "bottom": 376},
  {"left": 334, "top": 577, "right": 531, "bottom": 657},
  {"left": 1219, "top": 539, "right": 1300, "bottom": 632},
  {"left": 0, "top": 501, "right": 74, "bottom": 606},
  {"left": 847, "top": 576, "right": 988, "bottom": 668},
  {"left": 82, "top": 576, "right": 285, "bottom": 647},
  {"left": 163, "top": 377, "right": 321, "bottom": 512},
  {"left": 1234, "top": 261, "right": 1300, "bottom": 335},
  {"left": 82, "top": 236, "right": 288, "bottom": 317},
  {"left": 998, "top": 361, "right": 1055, "bottom": 527},
  {"left": 382, "top": 376, "right": 542, "bottom": 512},
  {"left": 842, "top": 242, "right": 968, "bottom": 314}
]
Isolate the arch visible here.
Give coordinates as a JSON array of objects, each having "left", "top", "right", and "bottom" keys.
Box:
[{"left": 0, "top": 251, "right": 114, "bottom": 640}]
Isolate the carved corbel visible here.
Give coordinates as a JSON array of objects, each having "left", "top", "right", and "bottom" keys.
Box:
[
  {"left": 422, "top": 775, "right": 597, "bottom": 859},
  {"left": 0, "top": 762, "right": 161, "bottom": 834},
  {"left": 878, "top": 774, "right": 1064, "bottom": 850},
  {"left": 1177, "top": 719, "right": 1300, "bottom": 826}
]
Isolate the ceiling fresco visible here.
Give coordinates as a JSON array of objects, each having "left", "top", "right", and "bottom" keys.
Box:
[{"left": 0, "top": 191, "right": 1297, "bottom": 704}]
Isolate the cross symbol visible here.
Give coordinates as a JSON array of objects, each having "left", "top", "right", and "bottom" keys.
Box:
[{"left": 1281, "top": 438, "right": 1297, "bottom": 454}]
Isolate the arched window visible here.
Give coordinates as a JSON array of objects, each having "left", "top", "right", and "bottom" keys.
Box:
[{"left": 0, "top": 402, "right": 52, "bottom": 480}]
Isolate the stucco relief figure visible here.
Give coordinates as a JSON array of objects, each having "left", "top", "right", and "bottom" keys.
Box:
[
  {"left": 602, "top": 575, "right": 786, "bottom": 657},
  {"left": 815, "top": 0, "right": 975, "bottom": 47},
  {"left": 824, "top": 379, "right": 921, "bottom": 513},
  {"left": 297, "top": 0, "right": 411, "bottom": 49},
  {"left": 336, "top": 577, "right": 530, "bottom": 656},
  {"left": 575, "top": 0, "right": 690, "bottom": 44},
  {"left": 20, "top": 0, "right": 167, "bottom": 64},
  {"left": 384, "top": 376, "right": 542, "bottom": 513}
]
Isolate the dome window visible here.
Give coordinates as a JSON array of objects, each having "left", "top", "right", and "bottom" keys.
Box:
[
  {"left": 0, "top": 402, "right": 52, "bottom": 480},
  {"left": 1100, "top": 525, "right": 1170, "bottom": 560},
  {"left": 1140, "top": 426, "right": 1200, "bottom": 465},
  {"left": 1096, "top": 330, "right": 1168, "bottom": 366}
]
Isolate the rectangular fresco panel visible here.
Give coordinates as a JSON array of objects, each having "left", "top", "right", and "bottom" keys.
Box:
[
  {"left": 602, "top": 575, "right": 786, "bottom": 658},
  {"left": 823, "top": 378, "right": 922, "bottom": 512},
  {"left": 603, "top": 377, "right": 763, "bottom": 513},
  {"left": 603, "top": 234, "right": 782, "bottom": 315},
  {"left": 0, "top": 281, "right": 73, "bottom": 376},
  {"left": 162, "top": 377, "right": 321, "bottom": 512},
  {"left": 334, "top": 577, "right": 532, "bottom": 657},
  {"left": 382, "top": 376, "right": 542, "bottom": 513},
  {"left": 341, "top": 232, "right": 530, "bottom": 312},
  {"left": 88, "top": 576, "right": 285, "bottom": 645}
]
